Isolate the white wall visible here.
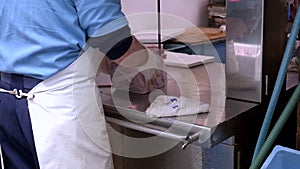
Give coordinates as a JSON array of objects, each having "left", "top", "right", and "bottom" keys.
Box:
[{"left": 121, "top": 0, "right": 209, "bottom": 27}]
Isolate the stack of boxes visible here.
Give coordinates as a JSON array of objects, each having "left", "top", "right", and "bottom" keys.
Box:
[{"left": 207, "top": 0, "right": 226, "bottom": 27}]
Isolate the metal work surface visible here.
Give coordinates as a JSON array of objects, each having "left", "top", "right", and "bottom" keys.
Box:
[{"left": 99, "top": 63, "right": 258, "bottom": 148}]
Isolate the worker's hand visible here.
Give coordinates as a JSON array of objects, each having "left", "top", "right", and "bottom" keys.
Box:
[{"left": 108, "top": 47, "right": 167, "bottom": 94}]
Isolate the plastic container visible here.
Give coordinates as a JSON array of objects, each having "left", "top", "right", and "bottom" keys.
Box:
[{"left": 261, "top": 145, "right": 300, "bottom": 169}]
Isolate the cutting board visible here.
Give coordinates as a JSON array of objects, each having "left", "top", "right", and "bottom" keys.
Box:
[
  {"left": 164, "top": 51, "right": 215, "bottom": 68},
  {"left": 134, "top": 28, "right": 185, "bottom": 43}
]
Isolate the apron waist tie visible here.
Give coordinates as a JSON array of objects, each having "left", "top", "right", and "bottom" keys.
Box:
[
  {"left": 0, "top": 72, "right": 42, "bottom": 99},
  {"left": 0, "top": 88, "right": 34, "bottom": 99}
]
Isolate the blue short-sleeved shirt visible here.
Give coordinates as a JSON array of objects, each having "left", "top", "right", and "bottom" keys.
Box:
[{"left": 0, "top": 0, "right": 128, "bottom": 79}]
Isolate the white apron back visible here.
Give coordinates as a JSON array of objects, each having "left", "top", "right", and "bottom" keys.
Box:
[{"left": 27, "top": 48, "right": 113, "bottom": 169}]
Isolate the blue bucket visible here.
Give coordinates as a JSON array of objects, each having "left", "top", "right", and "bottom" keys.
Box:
[{"left": 261, "top": 145, "right": 300, "bottom": 169}]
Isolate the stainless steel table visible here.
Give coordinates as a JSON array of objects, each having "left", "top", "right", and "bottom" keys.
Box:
[{"left": 98, "top": 62, "right": 258, "bottom": 149}]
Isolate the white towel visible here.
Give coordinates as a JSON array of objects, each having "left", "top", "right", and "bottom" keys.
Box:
[{"left": 145, "top": 95, "right": 209, "bottom": 117}]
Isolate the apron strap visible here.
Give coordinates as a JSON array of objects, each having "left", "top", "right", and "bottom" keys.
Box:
[{"left": 0, "top": 145, "right": 3, "bottom": 169}]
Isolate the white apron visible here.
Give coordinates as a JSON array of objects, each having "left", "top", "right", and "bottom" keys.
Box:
[{"left": 27, "top": 48, "right": 113, "bottom": 169}]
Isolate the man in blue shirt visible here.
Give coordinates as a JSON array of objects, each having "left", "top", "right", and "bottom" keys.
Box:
[{"left": 0, "top": 0, "right": 165, "bottom": 168}]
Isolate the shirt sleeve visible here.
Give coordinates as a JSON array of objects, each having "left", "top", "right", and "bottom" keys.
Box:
[
  {"left": 74, "top": 0, "right": 129, "bottom": 37},
  {"left": 88, "top": 25, "right": 133, "bottom": 60}
]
